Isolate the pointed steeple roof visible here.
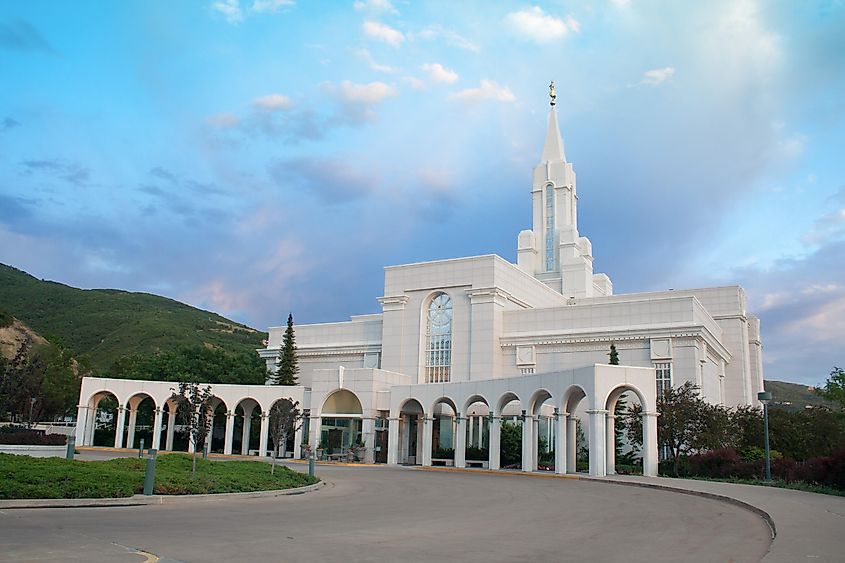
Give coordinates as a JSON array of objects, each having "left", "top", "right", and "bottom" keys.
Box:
[{"left": 541, "top": 106, "right": 566, "bottom": 163}]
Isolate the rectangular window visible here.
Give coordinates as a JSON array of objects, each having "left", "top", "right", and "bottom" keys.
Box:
[
  {"left": 655, "top": 362, "right": 672, "bottom": 397},
  {"left": 545, "top": 185, "right": 555, "bottom": 271}
]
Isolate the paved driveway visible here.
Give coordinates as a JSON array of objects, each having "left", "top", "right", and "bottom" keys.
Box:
[{"left": 0, "top": 464, "right": 771, "bottom": 562}]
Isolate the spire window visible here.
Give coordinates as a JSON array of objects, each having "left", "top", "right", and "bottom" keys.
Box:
[
  {"left": 545, "top": 184, "right": 555, "bottom": 271},
  {"left": 425, "top": 293, "right": 452, "bottom": 383}
]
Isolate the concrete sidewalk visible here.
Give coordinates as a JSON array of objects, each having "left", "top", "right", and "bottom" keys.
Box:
[{"left": 588, "top": 474, "right": 845, "bottom": 562}]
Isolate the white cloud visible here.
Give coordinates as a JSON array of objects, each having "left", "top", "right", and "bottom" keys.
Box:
[
  {"left": 352, "top": 48, "right": 397, "bottom": 73},
  {"left": 211, "top": 0, "right": 243, "bottom": 23},
  {"left": 362, "top": 20, "right": 405, "bottom": 47},
  {"left": 353, "top": 0, "right": 397, "bottom": 14},
  {"left": 506, "top": 7, "right": 579, "bottom": 43},
  {"left": 206, "top": 112, "right": 241, "bottom": 128},
  {"left": 252, "top": 93, "right": 294, "bottom": 111},
  {"left": 641, "top": 66, "right": 676, "bottom": 86},
  {"left": 251, "top": 0, "right": 294, "bottom": 12},
  {"left": 402, "top": 76, "right": 424, "bottom": 90},
  {"left": 449, "top": 80, "right": 516, "bottom": 103},
  {"left": 421, "top": 63, "right": 458, "bottom": 84},
  {"left": 337, "top": 80, "right": 398, "bottom": 104},
  {"left": 414, "top": 25, "right": 480, "bottom": 52}
]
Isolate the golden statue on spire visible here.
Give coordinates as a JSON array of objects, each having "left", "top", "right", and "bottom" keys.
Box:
[{"left": 549, "top": 80, "right": 556, "bottom": 107}]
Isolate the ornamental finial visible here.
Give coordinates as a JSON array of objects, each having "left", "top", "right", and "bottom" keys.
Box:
[{"left": 549, "top": 80, "right": 556, "bottom": 107}]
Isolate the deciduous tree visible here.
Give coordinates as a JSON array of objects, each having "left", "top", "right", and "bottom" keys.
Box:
[
  {"left": 170, "top": 382, "right": 214, "bottom": 473},
  {"left": 268, "top": 398, "right": 302, "bottom": 475}
]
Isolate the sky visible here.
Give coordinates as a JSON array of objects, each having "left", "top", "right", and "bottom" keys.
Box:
[{"left": 1, "top": 0, "right": 844, "bottom": 386}]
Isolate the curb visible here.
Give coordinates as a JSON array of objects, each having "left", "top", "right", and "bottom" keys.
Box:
[
  {"left": 0, "top": 480, "right": 325, "bottom": 510},
  {"left": 412, "top": 466, "right": 776, "bottom": 541},
  {"left": 590, "top": 477, "right": 777, "bottom": 540}
]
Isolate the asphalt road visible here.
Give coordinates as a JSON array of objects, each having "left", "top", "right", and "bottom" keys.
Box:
[{"left": 0, "top": 464, "right": 771, "bottom": 563}]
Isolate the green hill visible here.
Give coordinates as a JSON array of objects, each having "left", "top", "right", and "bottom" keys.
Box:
[
  {"left": 764, "top": 379, "right": 837, "bottom": 412},
  {"left": 0, "top": 264, "right": 267, "bottom": 375}
]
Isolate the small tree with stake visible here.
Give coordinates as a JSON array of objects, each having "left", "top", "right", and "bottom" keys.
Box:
[
  {"left": 170, "top": 381, "right": 214, "bottom": 474},
  {"left": 268, "top": 398, "right": 302, "bottom": 475},
  {"left": 272, "top": 313, "right": 299, "bottom": 386}
]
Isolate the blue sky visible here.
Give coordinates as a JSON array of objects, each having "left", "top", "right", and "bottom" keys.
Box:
[{"left": 1, "top": 0, "right": 844, "bottom": 386}]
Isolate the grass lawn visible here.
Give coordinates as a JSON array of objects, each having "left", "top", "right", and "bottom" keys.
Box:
[{"left": 0, "top": 453, "right": 318, "bottom": 499}]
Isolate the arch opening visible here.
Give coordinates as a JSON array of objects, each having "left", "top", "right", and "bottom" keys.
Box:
[
  {"left": 398, "top": 398, "right": 424, "bottom": 465},
  {"left": 464, "top": 396, "right": 490, "bottom": 464},
  {"left": 529, "top": 389, "right": 555, "bottom": 472},
  {"left": 320, "top": 390, "right": 363, "bottom": 456},
  {"left": 431, "top": 397, "right": 457, "bottom": 463},
  {"left": 497, "top": 394, "right": 523, "bottom": 470},
  {"left": 86, "top": 391, "right": 119, "bottom": 447}
]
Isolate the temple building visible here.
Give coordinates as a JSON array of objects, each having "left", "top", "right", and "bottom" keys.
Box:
[{"left": 76, "top": 86, "right": 763, "bottom": 477}]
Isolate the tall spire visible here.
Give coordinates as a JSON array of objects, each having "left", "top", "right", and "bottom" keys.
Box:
[{"left": 540, "top": 83, "right": 566, "bottom": 163}]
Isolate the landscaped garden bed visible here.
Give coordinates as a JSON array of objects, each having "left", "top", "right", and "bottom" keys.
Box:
[{"left": 0, "top": 453, "right": 317, "bottom": 499}]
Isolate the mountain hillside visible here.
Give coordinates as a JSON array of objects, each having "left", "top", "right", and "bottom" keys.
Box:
[
  {"left": 764, "top": 379, "right": 837, "bottom": 412},
  {"left": 0, "top": 264, "right": 267, "bottom": 375}
]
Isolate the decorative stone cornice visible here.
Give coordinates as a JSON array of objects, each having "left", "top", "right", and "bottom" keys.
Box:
[
  {"left": 377, "top": 295, "right": 410, "bottom": 311},
  {"left": 466, "top": 287, "right": 530, "bottom": 308},
  {"left": 501, "top": 325, "right": 732, "bottom": 362}
]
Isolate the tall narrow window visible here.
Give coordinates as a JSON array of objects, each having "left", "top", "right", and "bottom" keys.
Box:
[
  {"left": 545, "top": 184, "right": 555, "bottom": 271},
  {"left": 425, "top": 293, "right": 452, "bottom": 383},
  {"left": 655, "top": 362, "right": 672, "bottom": 397}
]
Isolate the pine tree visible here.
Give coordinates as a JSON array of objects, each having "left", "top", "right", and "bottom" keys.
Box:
[
  {"left": 609, "top": 343, "right": 619, "bottom": 365},
  {"left": 274, "top": 313, "right": 299, "bottom": 385}
]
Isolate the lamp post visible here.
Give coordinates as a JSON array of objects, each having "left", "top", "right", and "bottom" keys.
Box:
[{"left": 757, "top": 391, "right": 772, "bottom": 482}]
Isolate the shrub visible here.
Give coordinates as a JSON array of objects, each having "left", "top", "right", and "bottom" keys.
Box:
[
  {"left": 0, "top": 429, "right": 67, "bottom": 445},
  {"left": 465, "top": 446, "right": 488, "bottom": 461},
  {"left": 433, "top": 447, "right": 454, "bottom": 460}
]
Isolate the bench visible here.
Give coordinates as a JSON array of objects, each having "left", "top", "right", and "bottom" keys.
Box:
[
  {"left": 466, "top": 460, "right": 489, "bottom": 469},
  {"left": 431, "top": 458, "right": 455, "bottom": 467}
]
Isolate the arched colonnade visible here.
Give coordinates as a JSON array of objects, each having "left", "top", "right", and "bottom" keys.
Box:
[
  {"left": 75, "top": 379, "right": 308, "bottom": 458},
  {"left": 385, "top": 364, "right": 659, "bottom": 477}
]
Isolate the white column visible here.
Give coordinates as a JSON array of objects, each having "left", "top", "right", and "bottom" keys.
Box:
[
  {"left": 362, "top": 418, "right": 376, "bottom": 463},
  {"left": 522, "top": 415, "right": 534, "bottom": 472},
  {"left": 566, "top": 416, "right": 577, "bottom": 473},
  {"left": 642, "top": 411, "right": 659, "bottom": 477},
  {"left": 126, "top": 409, "right": 138, "bottom": 449},
  {"left": 113, "top": 407, "right": 126, "bottom": 448},
  {"left": 387, "top": 416, "right": 400, "bottom": 465},
  {"left": 588, "top": 409, "right": 608, "bottom": 477},
  {"left": 293, "top": 423, "right": 304, "bottom": 460},
  {"left": 308, "top": 415, "right": 321, "bottom": 457},
  {"left": 241, "top": 406, "right": 254, "bottom": 455},
  {"left": 151, "top": 408, "right": 163, "bottom": 450},
  {"left": 258, "top": 414, "right": 269, "bottom": 457},
  {"left": 166, "top": 410, "right": 176, "bottom": 451},
  {"left": 223, "top": 411, "right": 235, "bottom": 455},
  {"left": 85, "top": 404, "right": 98, "bottom": 446},
  {"left": 489, "top": 416, "right": 501, "bottom": 470},
  {"left": 454, "top": 416, "right": 467, "bottom": 468},
  {"left": 75, "top": 405, "right": 89, "bottom": 446},
  {"left": 554, "top": 413, "right": 567, "bottom": 475},
  {"left": 468, "top": 415, "right": 474, "bottom": 448},
  {"left": 421, "top": 416, "right": 433, "bottom": 466},
  {"left": 606, "top": 413, "right": 616, "bottom": 475}
]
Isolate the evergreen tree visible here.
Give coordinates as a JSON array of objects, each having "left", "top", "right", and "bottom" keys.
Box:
[
  {"left": 608, "top": 343, "right": 619, "bottom": 365},
  {"left": 274, "top": 313, "right": 299, "bottom": 386}
]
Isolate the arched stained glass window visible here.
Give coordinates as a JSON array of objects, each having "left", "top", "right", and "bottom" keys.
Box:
[{"left": 425, "top": 293, "right": 452, "bottom": 383}]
